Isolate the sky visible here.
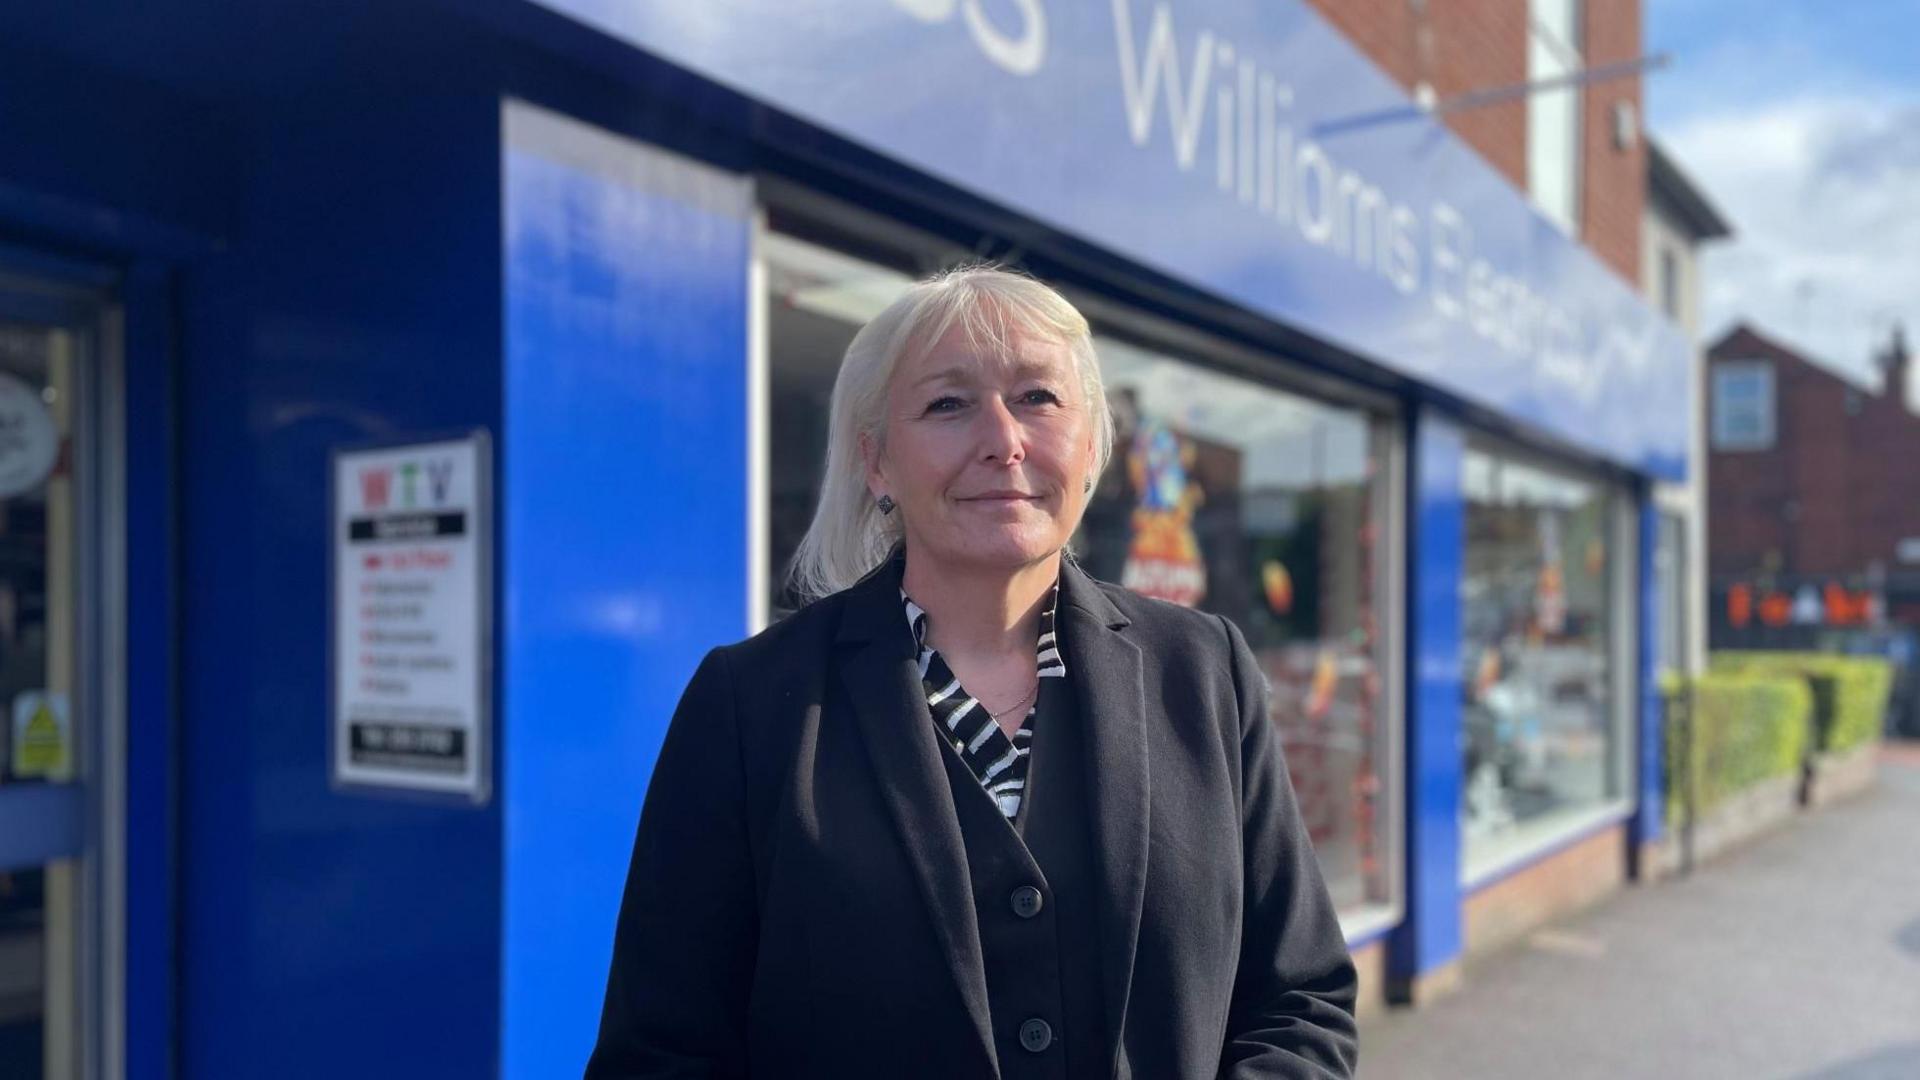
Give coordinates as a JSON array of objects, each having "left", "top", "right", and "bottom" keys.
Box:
[{"left": 1646, "top": 0, "right": 1920, "bottom": 389}]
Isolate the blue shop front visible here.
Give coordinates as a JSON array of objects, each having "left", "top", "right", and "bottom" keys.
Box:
[{"left": 0, "top": 1, "right": 1687, "bottom": 1076}]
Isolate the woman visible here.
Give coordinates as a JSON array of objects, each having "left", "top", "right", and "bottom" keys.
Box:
[{"left": 586, "top": 268, "right": 1358, "bottom": 1078}]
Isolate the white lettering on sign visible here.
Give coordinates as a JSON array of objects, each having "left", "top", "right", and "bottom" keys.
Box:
[
  {"left": 1112, "top": 0, "right": 1212, "bottom": 169},
  {"left": 893, "top": 0, "right": 1048, "bottom": 76},
  {"left": 1107, "top": 0, "right": 1631, "bottom": 395},
  {"left": 1110, "top": 0, "right": 1423, "bottom": 301}
]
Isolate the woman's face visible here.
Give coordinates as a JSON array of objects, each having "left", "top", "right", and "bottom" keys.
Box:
[{"left": 864, "top": 320, "right": 1097, "bottom": 577}]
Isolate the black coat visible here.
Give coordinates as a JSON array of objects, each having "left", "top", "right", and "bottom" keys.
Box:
[{"left": 586, "top": 555, "right": 1358, "bottom": 1079}]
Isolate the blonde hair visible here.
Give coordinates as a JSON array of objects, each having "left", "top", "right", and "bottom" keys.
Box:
[{"left": 787, "top": 265, "right": 1115, "bottom": 603}]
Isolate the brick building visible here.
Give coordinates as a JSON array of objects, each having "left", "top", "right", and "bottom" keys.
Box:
[{"left": 1707, "top": 322, "right": 1920, "bottom": 642}]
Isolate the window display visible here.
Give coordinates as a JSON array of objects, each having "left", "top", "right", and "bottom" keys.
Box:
[
  {"left": 1460, "top": 447, "right": 1623, "bottom": 873},
  {"left": 1085, "top": 338, "right": 1390, "bottom": 915}
]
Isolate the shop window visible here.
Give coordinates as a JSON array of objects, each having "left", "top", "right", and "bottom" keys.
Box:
[
  {"left": 1460, "top": 447, "right": 1626, "bottom": 877},
  {"left": 1710, "top": 361, "right": 1775, "bottom": 451},
  {"left": 0, "top": 295, "right": 99, "bottom": 1080},
  {"left": 762, "top": 230, "right": 1396, "bottom": 921},
  {"left": 1527, "top": 0, "right": 1583, "bottom": 235},
  {"left": 1085, "top": 337, "right": 1391, "bottom": 916},
  {"left": 763, "top": 233, "right": 917, "bottom": 618}
]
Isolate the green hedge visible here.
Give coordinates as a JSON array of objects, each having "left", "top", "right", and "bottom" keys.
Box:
[
  {"left": 1710, "top": 652, "right": 1893, "bottom": 754},
  {"left": 1663, "top": 671, "right": 1810, "bottom": 826}
]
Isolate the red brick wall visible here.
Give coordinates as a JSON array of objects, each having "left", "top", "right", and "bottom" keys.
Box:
[
  {"left": 1579, "top": 0, "right": 1645, "bottom": 284},
  {"left": 1854, "top": 387, "right": 1918, "bottom": 573},
  {"left": 1707, "top": 327, "right": 1830, "bottom": 578},
  {"left": 1300, "top": 0, "right": 1420, "bottom": 93},
  {"left": 1349, "top": 939, "right": 1388, "bottom": 1023},
  {"left": 1462, "top": 825, "right": 1627, "bottom": 956},
  {"left": 1300, "top": 0, "right": 1643, "bottom": 283},
  {"left": 1430, "top": 0, "right": 1530, "bottom": 191}
]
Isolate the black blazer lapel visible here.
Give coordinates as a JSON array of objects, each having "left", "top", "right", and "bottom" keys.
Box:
[
  {"left": 833, "top": 562, "right": 999, "bottom": 1077},
  {"left": 1057, "top": 559, "right": 1150, "bottom": 1069}
]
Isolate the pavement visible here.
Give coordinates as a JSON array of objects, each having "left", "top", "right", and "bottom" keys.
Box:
[{"left": 1359, "top": 741, "right": 1920, "bottom": 1079}]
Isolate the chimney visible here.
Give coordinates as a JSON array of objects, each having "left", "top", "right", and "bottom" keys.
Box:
[{"left": 1879, "top": 322, "right": 1910, "bottom": 410}]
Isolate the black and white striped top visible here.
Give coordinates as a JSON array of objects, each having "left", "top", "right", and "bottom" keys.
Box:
[{"left": 903, "top": 585, "right": 1067, "bottom": 821}]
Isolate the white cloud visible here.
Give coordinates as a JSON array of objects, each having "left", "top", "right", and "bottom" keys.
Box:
[{"left": 1656, "top": 69, "right": 1920, "bottom": 393}]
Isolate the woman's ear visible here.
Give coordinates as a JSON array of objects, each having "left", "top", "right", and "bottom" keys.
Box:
[{"left": 858, "top": 430, "right": 886, "bottom": 502}]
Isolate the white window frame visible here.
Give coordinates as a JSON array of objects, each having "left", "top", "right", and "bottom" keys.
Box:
[
  {"left": 1654, "top": 508, "right": 1689, "bottom": 677},
  {"left": 1527, "top": 0, "right": 1584, "bottom": 236},
  {"left": 1659, "top": 246, "right": 1680, "bottom": 322},
  {"left": 1711, "top": 361, "right": 1776, "bottom": 452}
]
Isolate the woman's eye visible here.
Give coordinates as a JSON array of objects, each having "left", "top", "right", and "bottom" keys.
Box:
[
  {"left": 925, "top": 396, "right": 966, "bottom": 414},
  {"left": 1019, "top": 388, "right": 1062, "bottom": 406}
]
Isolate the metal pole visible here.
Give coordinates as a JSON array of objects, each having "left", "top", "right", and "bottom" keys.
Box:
[
  {"left": 1313, "top": 52, "right": 1672, "bottom": 137},
  {"left": 1679, "top": 681, "right": 1696, "bottom": 877},
  {"left": 1430, "top": 53, "right": 1672, "bottom": 118}
]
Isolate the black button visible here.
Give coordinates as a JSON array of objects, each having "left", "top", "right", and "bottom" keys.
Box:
[
  {"left": 1011, "top": 885, "right": 1044, "bottom": 919},
  {"left": 1019, "top": 1018, "right": 1053, "bottom": 1053}
]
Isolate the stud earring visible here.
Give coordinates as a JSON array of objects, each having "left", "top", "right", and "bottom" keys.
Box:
[{"left": 877, "top": 494, "right": 896, "bottom": 515}]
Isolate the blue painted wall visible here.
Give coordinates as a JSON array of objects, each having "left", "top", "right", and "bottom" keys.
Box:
[
  {"left": 0, "top": 16, "right": 236, "bottom": 255},
  {"left": 500, "top": 101, "right": 753, "bottom": 1077},
  {"left": 1388, "top": 409, "right": 1465, "bottom": 988},
  {"left": 122, "top": 260, "right": 180, "bottom": 1080},
  {"left": 171, "top": 38, "right": 506, "bottom": 1080},
  {"left": 0, "top": 3, "right": 762, "bottom": 1073},
  {"left": 1633, "top": 492, "right": 1666, "bottom": 851},
  {"left": 0, "top": 4, "right": 523, "bottom": 1075}
]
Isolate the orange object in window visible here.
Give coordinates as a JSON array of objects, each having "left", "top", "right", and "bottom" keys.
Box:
[
  {"left": 1728, "top": 583, "right": 1752, "bottom": 628},
  {"left": 1759, "top": 592, "right": 1793, "bottom": 627}
]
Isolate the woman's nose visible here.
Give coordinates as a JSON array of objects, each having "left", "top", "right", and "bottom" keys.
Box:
[{"left": 976, "top": 395, "right": 1026, "bottom": 464}]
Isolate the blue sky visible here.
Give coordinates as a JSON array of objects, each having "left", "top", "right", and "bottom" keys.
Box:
[{"left": 1647, "top": 0, "right": 1920, "bottom": 386}]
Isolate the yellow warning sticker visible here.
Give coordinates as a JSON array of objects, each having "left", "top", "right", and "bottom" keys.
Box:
[{"left": 11, "top": 691, "right": 70, "bottom": 780}]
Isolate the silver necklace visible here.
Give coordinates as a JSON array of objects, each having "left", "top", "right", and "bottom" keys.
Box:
[{"left": 988, "top": 682, "right": 1040, "bottom": 722}]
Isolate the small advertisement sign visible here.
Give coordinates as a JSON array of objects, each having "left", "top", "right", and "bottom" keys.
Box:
[{"left": 332, "top": 433, "right": 491, "bottom": 801}]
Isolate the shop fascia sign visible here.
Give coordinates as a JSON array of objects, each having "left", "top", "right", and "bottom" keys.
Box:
[
  {"left": 902, "top": 0, "right": 1594, "bottom": 377},
  {"left": 891, "top": 0, "right": 1047, "bottom": 75},
  {"left": 527, "top": 0, "right": 1691, "bottom": 480},
  {"left": 1104, "top": 3, "right": 1615, "bottom": 397}
]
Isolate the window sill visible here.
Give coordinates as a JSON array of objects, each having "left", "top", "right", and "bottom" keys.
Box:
[
  {"left": 1461, "top": 798, "right": 1633, "bottom": 893},
  {"left": 1339, "top": 903, "right": 1401, "bottom": 949}
]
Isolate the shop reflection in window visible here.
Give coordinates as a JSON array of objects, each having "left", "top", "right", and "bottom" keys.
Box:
[
  {"left": 1460, "top": 449, "right": 1619, "bottom": 868},
  {"left": 763, "top": 232, "right": 1392, "bottom": 917}
]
